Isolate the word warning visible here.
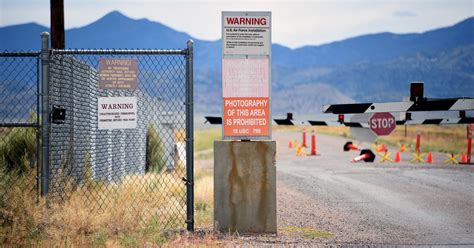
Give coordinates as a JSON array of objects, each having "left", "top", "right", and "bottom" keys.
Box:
[
  {"left": 98, "top": 58, "right": 138, "bottom": 90},
  {"left": 222, "top": 13, "right": 271, "bottom": 56},
  {"left": 98, "top": 97, "right": 137, "bottom": 130},
  {"left": 223, "top": 97, "right": 269, "bottom": 136}
]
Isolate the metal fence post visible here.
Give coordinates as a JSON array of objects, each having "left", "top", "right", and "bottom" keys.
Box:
[
  {"left": 185, "top": 40, "right": 194, "bottom": 231},
  {"left": 40, "top": 32, "right": 50, "bottom": 197}
]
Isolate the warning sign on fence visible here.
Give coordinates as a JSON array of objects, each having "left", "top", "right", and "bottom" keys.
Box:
[
  {"left": 98, "top": 58, "right": 138, "bottom": 90},
  {"left": 98, "top": 97, "right": 137, "bottom": 130}
]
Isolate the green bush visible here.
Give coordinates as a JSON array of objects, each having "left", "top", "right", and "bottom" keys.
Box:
[
  {"left": 146, "top": 124, "right": 166, "bottom": 173},
  {"left": 0, "top": 126, "right": 37, "bottom": 175}
]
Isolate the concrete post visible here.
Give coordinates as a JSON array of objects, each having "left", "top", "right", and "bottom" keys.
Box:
[{"left": 214, "top": 140, "right": 276, "bottom": 233}]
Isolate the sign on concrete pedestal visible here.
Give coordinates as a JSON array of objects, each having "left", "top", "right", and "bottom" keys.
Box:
[
  {"left": 369, "top": 112, "right": 396, "bottom": 136},
  {"left": 222, "top": 11, "right": 271, "bottom": 140}
]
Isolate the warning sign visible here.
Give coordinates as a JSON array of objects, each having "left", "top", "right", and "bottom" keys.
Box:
[
  {"left": 222, "top": 11, "right": 271, "bottom": 140},
  {"left": 222, "top": 12, "right": 271, "bottom": 56},
  {"left": 98, "top": 97, "right": 137, "bottom": 130},
  {"left": 223, "top": 97, "right": 269, "bottom": 136},
  {"left": 99, "top": 58, "right": 138, "bottom": 90}
]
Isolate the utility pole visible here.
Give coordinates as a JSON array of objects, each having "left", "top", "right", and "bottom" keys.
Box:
[{"left": 50, "top": 0, "right": 65, "bottom": 49}]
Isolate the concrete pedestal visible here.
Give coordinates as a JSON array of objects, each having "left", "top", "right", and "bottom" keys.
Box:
[{"left": 214, "top": 140, "right": 276, "bottom": 233}]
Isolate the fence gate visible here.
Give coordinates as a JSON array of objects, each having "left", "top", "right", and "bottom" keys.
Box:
[
  {"left": 0, "top": 32, "right": 194, "bottom": 231},
  {"left": 0, "top": 52, "right": 41, "bottom": 216}
]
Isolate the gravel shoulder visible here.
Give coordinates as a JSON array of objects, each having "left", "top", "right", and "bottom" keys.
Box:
[
  {"left": 274, "top": 131, "right": 474, "bottom": 246},
  {"left": 196, "top": 131, "right": 474, "bottom": 246}
]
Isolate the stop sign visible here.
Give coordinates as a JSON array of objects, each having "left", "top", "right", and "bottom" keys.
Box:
[{"left": 369, "top": 112, "right": 396, "bottom": 136}]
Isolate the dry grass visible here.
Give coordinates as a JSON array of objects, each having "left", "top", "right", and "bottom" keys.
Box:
[
  {"left": 378, "top": 125, "right": 470, "bottom": 154},
  {"left": 195, "top": 128, "right": 221, "bottom": 152},
  {"left": 4, "top": 124, "right": 467, "bottom": 246},
  {"left": 273, "top": 125, "right": 351, "bottom": 138},
  {"left": 174, "top": 129, "right": 186, "bottom": 143},
  {"left": 0, "top": 170, "right": 190, "bottom": 246},
  {"left": 194, "top": 175, "right": 213, "bottom": 229},
  {"left": 274, "top": 124, "right": 470, "bottom": 154},
  {"left": 0, "top": 163, "right": 216, "bottom": 247}
]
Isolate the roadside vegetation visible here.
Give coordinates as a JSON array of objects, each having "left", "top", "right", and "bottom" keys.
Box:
[
  {"left": 378, "top": 125, "right": 470, "bottom": 155},
  {"left": 273, "top": 124, "right": 471, "bottom": 155},
  {"left": 1, "top": 124, "right": 468, "bottom": 246},
  {"left": 0, "top": 125, "right": 218, "bottom": 246}
]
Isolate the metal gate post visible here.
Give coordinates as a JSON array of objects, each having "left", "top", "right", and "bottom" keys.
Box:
[
  {"left": 40, "top": 32, "right": 51, "bottom": 197},
  {"left": 185, "top": 40, "right": 194, "bottom": 231}
]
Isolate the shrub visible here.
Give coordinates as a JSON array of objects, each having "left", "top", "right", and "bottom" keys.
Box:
[
  {"left": 0, "top": 126, "right": 37, "bottom": 175},
  {"left": 146, "top": 124, "right": 166, "bottom": 173}
]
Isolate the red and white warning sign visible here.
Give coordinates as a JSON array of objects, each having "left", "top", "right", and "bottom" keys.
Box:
[
  {"left": 223, "top": 97, "right": 269, "bottom": 136},
  {"left": 222, "top": 11, "right": 271, "bottom": 139}
]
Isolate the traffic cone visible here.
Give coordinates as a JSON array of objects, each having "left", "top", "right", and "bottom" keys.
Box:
[
  {"left": 377, "top": 143, "right": 387, "bottom": 153},
  {"left": 415, "top": 131, "right": 421, "bottom": 154},
  {"left": 394, "top": 152, "right": 401, "bottom": 163},
  {"left": 400, "top": 144, "right": 406, "bottom": 153},
  {"left": 310, "top": 129, "right": 317, "bottom": 156},
  {"left": 344, "top": 141, "right": 360, "bottom": 151},
  {"left": 351, "top": 149, "right": 376, "bottom": 163},
  {"left": 427, "top": 152, "right": 433, "bottom": 164},
  {"left": 461, "top": 153, "right": 467, "bottom": 163},
  {"left": 288, "top": 140, "right": 294, "bottom": 148}
]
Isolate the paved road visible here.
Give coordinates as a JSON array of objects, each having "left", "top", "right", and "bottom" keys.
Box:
[{"left": 274, "top": 131, "right": 474, "bottom": 245}]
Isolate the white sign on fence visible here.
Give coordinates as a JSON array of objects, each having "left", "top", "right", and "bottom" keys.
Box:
[
  {"left": 222, "top": 12, "right": 271, "bottom": 56},
  {"left": 98, "top": 97, "right": 137, "bottom": 130}
]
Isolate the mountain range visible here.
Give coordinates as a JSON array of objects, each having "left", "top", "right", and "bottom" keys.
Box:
[{"left": 1, "top": 11, "right": 473, "bottom": 115}]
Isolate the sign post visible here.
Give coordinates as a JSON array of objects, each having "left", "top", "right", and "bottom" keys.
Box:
[
  {"left": 369, "top": 112, "right": 396, "bottom": 136},
  {"left": 215, "top": 11, "right": 276, "bottom": 234},
  {"left": 222, "top": 11, "right": 271, "bottom": 140}
]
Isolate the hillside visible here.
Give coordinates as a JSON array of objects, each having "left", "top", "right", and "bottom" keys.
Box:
[{"left": 1, "top": 11, "right": 472, "bottom": 114}]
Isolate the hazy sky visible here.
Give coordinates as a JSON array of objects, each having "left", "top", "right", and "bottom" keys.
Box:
[{"left": 1, "top": 0, "right": 473, "bottom": 48}]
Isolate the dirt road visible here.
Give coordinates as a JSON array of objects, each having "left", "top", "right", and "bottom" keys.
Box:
[{"left": 273, "top": 131, "right": 474, "bottom": 245}]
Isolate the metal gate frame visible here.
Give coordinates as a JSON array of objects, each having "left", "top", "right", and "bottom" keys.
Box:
[{"left": 38, "top": 32, "right": 195, "bottom": 231}]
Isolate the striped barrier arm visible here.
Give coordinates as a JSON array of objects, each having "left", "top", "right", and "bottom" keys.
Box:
[
  {"left": 205, "top": 116, "right": 474, "bottom": 126},
  {"left": 323, "top": 99, "right": 474, "bottom": 114},
  {"left": 308, "top": 117, "right": 474, "bottom": 126}
]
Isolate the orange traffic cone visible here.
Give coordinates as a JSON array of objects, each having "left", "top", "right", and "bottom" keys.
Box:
[
  {"left": 288, "top": 140, "right": 294, "bottom": 148},
  {"left": 310, "top": 129, "right": 317, "bottom": 156},
  {"left": 427, "top": 152, "right": 433, "bottom": 164},
  {"left": 378, "top": 143, "right": 387, "bottom": 153},
  {"left": 394, "top": 152, "right": 401, "bottom": 163},
  {"left": 461, "top": 153, "right": 467, "bottom": 163},
  {"left": 400, "top": 144, "right": 406, "bottom": 153}
]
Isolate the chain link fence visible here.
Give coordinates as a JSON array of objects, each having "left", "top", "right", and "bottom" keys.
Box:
[
  {"left": 0, "top": 52, "right": 41, "bottom": 221},
  {"left": 0, "top": 33, "right": 194, "bottom": 232}
]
